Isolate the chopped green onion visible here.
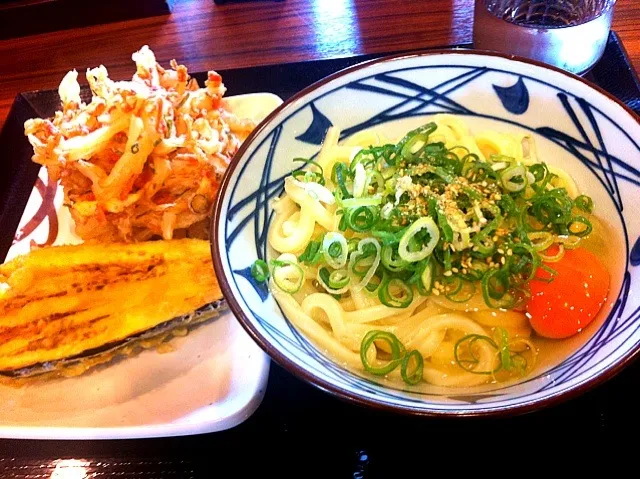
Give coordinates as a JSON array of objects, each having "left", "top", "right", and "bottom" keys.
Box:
[
  {"left": 365, "top": 271, "right": 384, "bottom": 293},
  {"left": 497, "top": 327, "right": 512, "bottom": 372},
  {"left": 528, "top": 163, "right": 548, "bottom": 183},
  {"left": 527, "top": 231, "right": 554, "bottom": 252},
  {"left": 568, "top": 215, "right": 593, "bottom": 237},
  {"left": 292, "top": 158, "right": 325, "bottom": 185},
  {"left": 348, "top": 238, "right": 382, "bottom": 292},
  {"left": 328, "top": 269, "right": 350, "bottom": 288},
  {"left": 574, "top": 195, "right": 594, "bottom": 213},
  {"left": 444, "top": 277, "right": 476, "bottom": 302},
  {"left": 381, "top": 244, "right": 410, "bottom": 272},
  {"left": 372, "top": 227, "right": 405, "bottom": 246},
  {"left": 347, "top": 238, "right": 360, "bottom": 254},
  {"left": 434, "top": 166, "right": 456, "bottom": 184},
  {"left": 322, "top": 232, "right": 348, "bottom": 269},
  {"left": 489, "top": 153, "right": 515, "bottom": 164},
  {"left": 350, "top": 149, "right": 375, "bottom": 172},
  {"left": 331, "top": 162, "right": 352, "bottom": 198},
  {"left": 529, "top": 188, "right": 573, "bottom": 229},
  {"left": 533, "top": 263, "right": 558, "bottom": 283},
  {"left": 338, "top": 213, "right": 349, "bottom": 232},
  {"left": 270, "top": 259, "right": 305, "bottom": 294},
  {"left": 481, "top": 268, "right": 516, "bottom": 309},
  {"left": 420, "top": 258, "right": 434, "bottom": 293},
  {"left": 511, "top": 353, "right": 528, "bottom": 376},
  {"left": 401, "top": 350, "right": 424, "bottom": 385},
  {"left": 279, "top": 119, "right": 601, "bottom": 312},
  {"left": 317, "top": 267, "right": 351, "bottom": 294},
  {"left": 398, "top": 217, "right": 440, "bottom": 262},
  {"left": 471, "top": 236, "right": 496, "bottom": 258},
  {"left": 250, "top": 259, "right": 269, "bottom": 283},
  {"left": 437, "top": 211, "right": 454, "bottom": 243},
  {"left": 539, "top": 244, "right": 565, "bottom": 262},
  {"left": 500, "top": 164, "right": 528, "bottom": 192},
  {"left": 340, "top": 196, "right": 383, "bottom": 208},
  {"left": 556, "top": 235, "right": 581, "bottom": 250},
  {"left": 507, "top": 243, "right": 539, "bottom": 284},
  {"left": 346, "top": 206, "right": 379, "bottom": 232},
  {"left": 360, "top": 330, "right": 405, "bottom": 375},
  {"left": 378, "top": 278, "right": 414, "bottom": 308},
  {"left": 298, "top": 239, "right": 323, "bottom": 265},
  {"left": 401, "top": 132, "right": 429, "bottom": 161},
  {"left": 454, "top": 334, "right": 500, "bottom": 375},
  {"left": 367, "top": 170, "right": 385, "bottom": 194}
]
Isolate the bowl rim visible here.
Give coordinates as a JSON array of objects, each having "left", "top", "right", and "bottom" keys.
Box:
[{"left": 211, "top": 47, "right": 640, "bottom": 417}]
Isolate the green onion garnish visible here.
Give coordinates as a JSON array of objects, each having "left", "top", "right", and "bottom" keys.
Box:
[
  {"left": 283, "top": 119, "right": 598, "bottom": 311},
  {"left": 322, "top": 232, "right": 348, "bottom": 269},
  {"left": 250, "top": 259, "right": 269, "bottom": 283},
  {"left": 348, "top": 238, "right": 382, "bottom": 292},
  {"left": 292, "top": 158, "right": 325, "bottom": 185},
  {"left": 346, "top": 206, "right": 379, "bottom": 232},
  {"left": 527, "top": 231, "right": 554, "bottom": 252},
  {"left": 453, "top": 334, "right": 500, "bottom": 375},
  {"left": 270, "top": 259, "right": 305, "bottom": 294},
  {"left": 573, "top": 194, "right": 594, "bottom": 213},
  {"left": 481, "top": 268, "right": 516, "bottom": 309},
  {"left": 444, "top": 276, "right": 476, "bottom": 303},
  {"left": 331, "top": 162, "right": 352, "bottom": 199},
  {"left": 454, "top": 330, "right": 532, "bottom": 375},
  {"left": 381, "top": 244, "right": 410, "bottom": 272},
  {"left": 360, "top": 330, "right": 405, "bottom": 376},
  {"left": 359, "top": 331, "right": 424, "bottom": 385},
  {"left": 378, "top": 278, "right": 413, "bottom": 308},
  {"left": 497, "top": 327, "right": 512, "bottom": 372},
  {"left": 420, "top": 258, "right": 435, "bottom": 293},
  {"left": 317, "top": 267, "right": 351, "bottom": 294},
  {"left": 401, "top": 350, "right": 424, "bottom": 385},
  {"left": 298, "top": 239, "right": 323, "bottom": 265},
  {"left": 568, "top": 215, "right": 593, "bottom": 237},
  {"left": 398, "top": 217, "right": 439, "bottom": 262}
]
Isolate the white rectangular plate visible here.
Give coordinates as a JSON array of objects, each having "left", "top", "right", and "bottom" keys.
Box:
[{"left": 0, "top": 92, "right": 282, "bottom": 439}]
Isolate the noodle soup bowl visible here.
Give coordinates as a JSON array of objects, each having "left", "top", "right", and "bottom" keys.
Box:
[{"left": 212, "top": 50, "right": 640, "bottom": 416}]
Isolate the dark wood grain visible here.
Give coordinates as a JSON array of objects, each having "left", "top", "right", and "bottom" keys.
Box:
[
  {"left": 0, "top": 0, "right": 638, "bottom": 129},
  {"left": 0, "top": 0, "right": 170, "bottom": 40}
]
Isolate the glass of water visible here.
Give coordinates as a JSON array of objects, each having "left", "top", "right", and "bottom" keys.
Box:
[{"left": 473, "top": 0, "right": 617, "bottom": 75}]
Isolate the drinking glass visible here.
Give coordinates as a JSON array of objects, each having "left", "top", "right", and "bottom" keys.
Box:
[{"left": 473, "top": 0, "right": 617, "bottom": 75}]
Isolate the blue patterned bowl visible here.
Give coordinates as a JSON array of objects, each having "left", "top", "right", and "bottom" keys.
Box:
[{"left": 212, "top": 50, "right": 640, "bottom": 416}]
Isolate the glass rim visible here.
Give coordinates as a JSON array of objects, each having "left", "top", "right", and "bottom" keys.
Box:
[{"left": 479, "top": 0, "right": 618, "bottom": 30}]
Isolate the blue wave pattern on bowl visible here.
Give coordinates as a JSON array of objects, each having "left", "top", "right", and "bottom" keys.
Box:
[{"left": 220, "top": 56, "right": 640, "bottom": 413}]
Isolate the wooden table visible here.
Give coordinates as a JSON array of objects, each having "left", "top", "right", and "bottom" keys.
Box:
[{"left": 0, "top": 0, "right": 638, "bottom": 130}]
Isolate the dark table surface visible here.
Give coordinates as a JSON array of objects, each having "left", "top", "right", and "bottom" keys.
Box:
[
  {"left": 1, "top": 31, "right": 639, "bottom": 479},
  {"left": 0, "top": 358, "right": 638, "bottom": 476}
]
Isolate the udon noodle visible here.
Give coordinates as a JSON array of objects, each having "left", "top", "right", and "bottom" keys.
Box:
[{"left": 256, "top": 114, "right": 607, "bottom": 388}]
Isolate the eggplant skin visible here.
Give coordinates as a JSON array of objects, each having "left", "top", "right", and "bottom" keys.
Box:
[{"left": 0, "top": 239, "right": 222, "bottom": 373}]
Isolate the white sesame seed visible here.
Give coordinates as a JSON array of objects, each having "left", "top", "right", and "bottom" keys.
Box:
[
  {"left": 432, "top": 288, "right": 441, "bottom": 296},
  {"left": 444, "top": 271, "right": 453, "bottom": 277}
]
